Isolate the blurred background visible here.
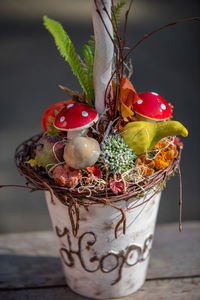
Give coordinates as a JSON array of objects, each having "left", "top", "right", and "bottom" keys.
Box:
[{"left": 0, "top": 0, "right": 199, "bottom": 233}]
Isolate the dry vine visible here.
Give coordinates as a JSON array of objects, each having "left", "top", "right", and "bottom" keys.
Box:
[{"left": 0, "top": 133, "right": 182, "bottom": 238}]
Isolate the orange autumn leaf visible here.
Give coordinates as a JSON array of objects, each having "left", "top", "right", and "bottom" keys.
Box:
[
  {"left": 120, "top": 77, "right": 140, "bottom": 109},
  {"left": 153, "top": 141, "right": 178, "bottom": 170},
  {"left": 118, "top": 77, "right": 140, "bottom": 122}
]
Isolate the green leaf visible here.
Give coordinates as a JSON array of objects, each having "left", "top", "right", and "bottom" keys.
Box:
[
  {"left": 43, "top": 16, "right": 92, "bottom": 101},
  {"left": 87, "top": 35, "right": 95, "bottom": 55},
  {"left": 54, "top": 109, "right": 59, "bottom": 116},
  {"left": 47, "top": 123, "right": 60, "bottom": 135},
  {"left": 112, "top": 1, "right": 127, "bottom": 31},
  {"left": 48, "top": 116, "right": 55, "bottom": 123},
  {"left": 82, "top": 45, "right": 94, "bottom": 105},
  {"left": 47, "top": 124, "right": 55, "bottom": 130}
]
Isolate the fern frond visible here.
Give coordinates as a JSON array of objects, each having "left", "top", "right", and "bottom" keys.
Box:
[
  {"left": 82, "top": 45, "right": 94, "bottom": 102},
  {"left": 43, "top": 16, "right": 92, "bottom": 101},
  {"left": 112, "top": 0, "right": 127, "bottom": 29},
  {"left": 87, "top": 34, "right": 95, "bottom": 55}
]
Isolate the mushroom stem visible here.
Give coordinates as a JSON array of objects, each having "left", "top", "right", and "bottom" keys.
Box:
[
  {"left": 91, "top": 0, "right": 114, "bottom": 114},
  {"left": 67, "top": 129, "right": 88, "bottom": 140}
]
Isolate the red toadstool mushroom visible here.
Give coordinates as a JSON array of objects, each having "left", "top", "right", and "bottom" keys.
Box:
[
  {"left": 54, "top": 103, "right": 98, "bottom": 139},
  {"left": 132, "top": 92, "right": 172, "bottom": 122},
  {"left": 41, "top": 99, "right": 74, "bottom": 131}
]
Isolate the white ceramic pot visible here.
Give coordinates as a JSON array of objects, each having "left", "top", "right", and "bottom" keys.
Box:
[{"left": 45, "top": 189, "right": 161, "bottom": 299}]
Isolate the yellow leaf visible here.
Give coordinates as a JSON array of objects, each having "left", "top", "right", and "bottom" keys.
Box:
[
  {"left": 25, "top": 159, "right": 41, "bottom": 168},
  {"left": 121, "top": 102, "right": 134, "bottom": 122}
]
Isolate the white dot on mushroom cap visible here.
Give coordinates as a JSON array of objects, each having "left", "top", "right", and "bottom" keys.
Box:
[
  {"left": 161, "top": 104, "right": 166, "bottom": 110},
  {"left": 60, "top": 116, "right": 65, "bottom": 122},
  {"left": 137, "top": 99, "right": 143, "bottom": 104},
  {"left": 151, "top": 92, "right": 159, "bottom": 96},
  {"left": 67, "top": 104, "right": 74, "bottom": 109},
  {"left": 82, "top": 111, "right": 88, "bottom": 117}
]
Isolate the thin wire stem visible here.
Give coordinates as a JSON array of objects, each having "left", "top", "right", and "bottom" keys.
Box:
[
  {"left": 122, "top": 0, "right": 134, "bottom": 51},
  {"left": 110, "top": 0, "right": 124, "bottom": 79},
  {"left": 94, "top": 0, "right": 118, "bottom": 52},
  {"left": 122, "top": 17, "right": 200, "bottom": 64},
  {"left": 99, "top": 0, "right": 124, "bottom": 88},
  {"left": 101, "top": 0, "right": 121, "bottom": 50},
  {"left": 178, "top": 165, "right": 182, "bottom": 232}
]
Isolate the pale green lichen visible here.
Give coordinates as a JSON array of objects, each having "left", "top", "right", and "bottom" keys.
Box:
[{"left": 100, "top": 135, "right": 137, "bottom": 174}]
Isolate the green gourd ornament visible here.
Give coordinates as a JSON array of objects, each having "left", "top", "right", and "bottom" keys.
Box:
[{"left": 120, "top": 121, "right": 188, "bottom": 156}]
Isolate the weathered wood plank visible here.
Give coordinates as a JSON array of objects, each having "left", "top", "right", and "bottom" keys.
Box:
[
  {"left": 1, "top": 278, "right": 200, "bottom": 300},
  {"left": 148, "top": 221, "right": 200, "bottom": 279},
  {"left": 0, "top": 222, "right": 199, "bottom": 290},
  {"left": 0, "top": 232, "right": 65, "bottom": 289}
]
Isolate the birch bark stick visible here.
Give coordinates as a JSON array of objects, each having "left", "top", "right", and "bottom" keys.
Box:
[{"left": 91, "top": 0, "right": 114, "bottom": 114}]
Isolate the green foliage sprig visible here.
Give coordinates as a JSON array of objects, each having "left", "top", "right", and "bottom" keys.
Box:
[
  {"left": 43, "top": 16, "right": 94, "bottom": 105},
  {"left": 112, "top": 0, "right": 127, "bottom": 30},
  {"left": 82, "top": 45, "right": 94, "bottom": 101},
  {"left": 87, "top": 35, "right": 95, "bottom": 55},
  {"left": 47, "top": 110, "right": 60, "bottom": 135}
]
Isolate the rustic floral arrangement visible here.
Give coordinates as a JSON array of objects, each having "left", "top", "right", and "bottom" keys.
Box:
[
  {"left": 2, "top": 2, "right": 200, "bottom": 298},
  {"left": 10, "top": 1, "right": 200, "bottom": 239}
]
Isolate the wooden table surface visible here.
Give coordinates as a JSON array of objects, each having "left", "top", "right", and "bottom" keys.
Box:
[{"left": 0, "top": 222, "right": 200, "bottom": 300}]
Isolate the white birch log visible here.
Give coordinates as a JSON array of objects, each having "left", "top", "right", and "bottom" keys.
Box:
[{"left": 91, "top": 0, "right": 114, "bottom": 114}]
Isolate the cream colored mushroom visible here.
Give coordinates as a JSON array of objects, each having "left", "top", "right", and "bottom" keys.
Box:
[{"left": 64, "top": 136, "right": 101, "bottom": 169}]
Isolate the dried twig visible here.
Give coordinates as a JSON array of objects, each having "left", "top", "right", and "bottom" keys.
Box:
[
  {"left": 122, "top": 17, "right": 200, "bottom": 64},
  {"left": 59, "top": 85, "right": 87, "bottom": 103}
]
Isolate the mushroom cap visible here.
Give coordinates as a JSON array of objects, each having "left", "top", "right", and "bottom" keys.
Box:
[
  {"left": 41, "top": 99, "right": 74, "bottom": 131},
  {"left": 132, "top": 92, "right": 172, "bottom": 121},
  {"left": 54, "top": 103, "right": 98, "bottom": 131},
  {"left": 64, "top": 136, "right": 100, "bottom": 169}
]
